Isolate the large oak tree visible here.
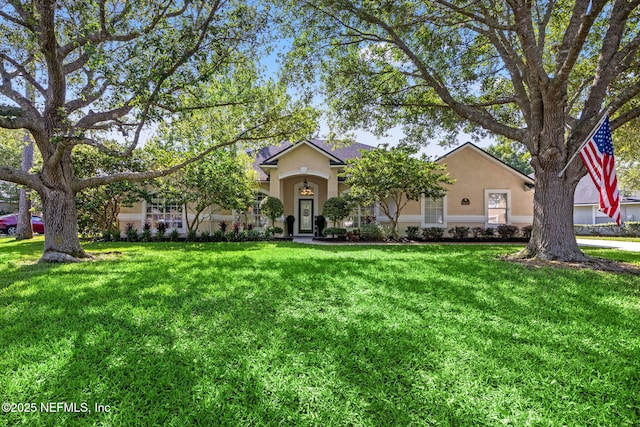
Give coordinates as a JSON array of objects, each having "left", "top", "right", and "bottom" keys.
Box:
[
  {"left": 0, "top": 0, "right": 314, "bottom": 262},
  {"left": 285, "top": 0, "right": 640, "bottom": 261}
]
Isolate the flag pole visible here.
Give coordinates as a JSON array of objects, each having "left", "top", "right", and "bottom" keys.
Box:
[{"left": 557, "top": 113, "right": 609, "bottom": 178}]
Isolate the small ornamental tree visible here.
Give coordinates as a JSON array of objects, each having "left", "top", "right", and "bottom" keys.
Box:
[
  {"left": 322, "top": 196, "right": 353, "bottom": 227},
  {"left": 342, "top": 145, "right": 452, "bottom": 239},
  {"left": 260, "top": 196, "right": 284, "bottom": 228}
]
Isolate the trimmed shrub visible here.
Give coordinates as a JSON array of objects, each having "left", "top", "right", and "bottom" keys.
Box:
[
  {"left": 186, "top": 229, "right": 198, "bottom": 242},
  {"left": 521, "top": 225, "right": 533, "bottom": 239},
  {"left": 125, "top": 223, "right": 138, "bottom": 242},
  {"left": 470, "top": 227, "right": 485, "bottom": 238},
  {"left": 260, "top": 196, "right": 284, "bottom": 226},
  {"left": 200, "top": 230, "right": 211, "bottom": 242},
  {"left": 624, "top": 221, "right": 640, "bottom": 237},
  {"left": 574, "top": 223, "right": 625, "bottom": 236},
  {"left": 361, "top": 223, "right": 387, "bottom": 241},
  {"left": 323, "top": 197, "right": 352, "bottom": 227},
  {"left": 422, "top": 227, "right": 444, "bottom": 240},
  {"left": 246, "top": 229, "right": 263, "bottom": 241},
  {"left": 496, "top": 224, "right": 519, "bottom": 239},
  {"left": 449, "top": 226, "right": 470, "bottom": 239},
  {"left": 405, "top": 226, "right": 420, "bottom": 240},
  {"left": 266, "top": 226, "right": 284, "bottom": 238},
  {"left": 482, "top": 227, "right": 495, "bottom": 238},
  {"left": 323, "top": 227, "right": 347, "bottom": 238}
]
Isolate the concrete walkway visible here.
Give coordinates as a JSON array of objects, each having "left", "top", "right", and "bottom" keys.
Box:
[{"left": 576, "top": 238, "right": 640, "bottom": 252}]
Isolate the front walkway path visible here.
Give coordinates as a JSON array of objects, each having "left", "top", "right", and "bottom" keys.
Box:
[{"left": 576, "top": 238, "right": 640, "bottom": 252}]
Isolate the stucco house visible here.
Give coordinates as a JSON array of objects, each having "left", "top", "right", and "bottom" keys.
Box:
[
  {"left": 573, "top": 174, "right": 640, "bottom": 224},
  {"left": 118, "top": 140, "right": 535, "bottom": 237}
]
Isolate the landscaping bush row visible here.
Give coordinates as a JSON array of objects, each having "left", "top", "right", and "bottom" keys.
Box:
[
  {"left": 319, "top": 223, "right": 532, "bottom": 242},
  {"left": 407, "top": 224, "right": 533, "bottom": 241},
  {"left": 102, "top": 222, "right": 288, "bottom": 243},
  {"left": 320, "top": 223, "right": 391, "bottom": 242},
  {"left": 574, "top": 221, "right": 640, "bottom": 237}
]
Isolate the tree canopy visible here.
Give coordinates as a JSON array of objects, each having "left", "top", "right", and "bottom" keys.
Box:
[
  {"left": 342, "top": 145, "right": 452, "bottom": 239},
  {"left": 322, "top": 196, "right": 353, "bottom": 227},
  {"left": 260, "top": 196, "right": 284, "bottom": 228},
  {"left": 485, "top": 140, "right": 533, "bottom": 176},
  {"left": 0, "top": 0, "right": 316, "bottom": 262},
  {"left": 284, "top": 0, "right": 640, "bottom": 261}
]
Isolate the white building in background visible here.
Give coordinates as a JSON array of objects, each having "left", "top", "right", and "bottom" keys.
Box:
[{"left": 573, "top": 175, "right": 640, "bottom": 224}]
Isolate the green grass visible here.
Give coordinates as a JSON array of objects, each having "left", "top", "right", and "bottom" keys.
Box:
[{"left": 1, "top": 237, "right": 639, "bottom": 426}]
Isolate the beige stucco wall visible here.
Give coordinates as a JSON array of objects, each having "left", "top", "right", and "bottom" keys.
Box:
[
  {"left": 437, "top": 145, "right": 534, "bottom": 227},
  {"left": 276, "top": 143, "right": 333, "bottom": 177},
  {"left": 114, "top": 142, "right": 534, "bottom": 237}
]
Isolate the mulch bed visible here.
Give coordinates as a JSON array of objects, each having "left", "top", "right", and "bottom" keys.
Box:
[{"left": 502, "top": 255, "right": 640, "bottom": 275}]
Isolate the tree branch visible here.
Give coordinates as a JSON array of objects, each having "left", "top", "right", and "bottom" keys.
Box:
[
  {"left": 551, "top": 0, "right": 605, "bottom": 95},
  {"left": 0, "top": 166, "right": 39, "bottom": 189},
  {"left": 583, "top": 0, "right": 640, "bottom": 119},
  {"left": 0, "top": 53, "right": 46, "bottom": 96},
  {"left": 611, "top": 106, "right": 640, "bottom": 131},
  {"left": 74, "top": 102, "right": 134, "bottom": 130},
  {"left": 65, "top": 76, "right": 110, "bottom": 113}
]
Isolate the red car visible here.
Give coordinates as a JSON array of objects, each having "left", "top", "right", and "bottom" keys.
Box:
[{"left": 0, "top": 214, "right": 45, "bottom": 235}]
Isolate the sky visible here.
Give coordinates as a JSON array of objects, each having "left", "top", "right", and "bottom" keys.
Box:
[{"left": 263, "top": 38, "right": 496, "bottom": 159}]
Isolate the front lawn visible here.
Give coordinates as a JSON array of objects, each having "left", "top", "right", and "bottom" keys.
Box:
[{"left": 1, "top": 238, "right": 639, "bottom": 426}]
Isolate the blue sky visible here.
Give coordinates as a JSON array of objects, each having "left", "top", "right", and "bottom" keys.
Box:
[{"left": 262, "top": 39, "right": 495, "bottom": 159}]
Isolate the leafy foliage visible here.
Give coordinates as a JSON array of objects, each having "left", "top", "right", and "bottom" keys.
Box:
[
  {"left": 73, "top": 144, "right": 150, "bottom": 236},
  {"left": 449, "top": 226, "right": 470, "bottom": 240},
  {"left": 496, "top": 225, "right": 520, "bottom": 239},
  {"left": 342, "top": 145, "right": 452, "bottom": 238},
  {"left": 485, "top": 141, "right": 533, "bottom": 175},
  {"left": 0, "top": 0, "right": 317, "bottom": 261},
  {"left": 260, "top": 196, "right": 284, "bottom": 227},
  {"left": 613, "top": 121, "right": 640, "bottom": 192},
  {"left": 322, "top": 197, "right": 353, "bottom": 227},
  {"left": 151, "top": 145, "right": 258, "bottom": 233},
  {"left": 0, "top": 129, "right": 41, "bottom": 212},
  {"left": 282, "top": 0, "right": 640, "bottom": 261}
]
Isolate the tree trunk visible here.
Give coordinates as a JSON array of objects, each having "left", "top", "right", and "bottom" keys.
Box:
[
  {"left": 518, "top": 168, "right": 587, "bottom": 261},
  {"left": 15, "top": 135, "right": 34, "bottom": 240},
  {"left": 39, "top": 186, "right": 90, "bottom": 263}
]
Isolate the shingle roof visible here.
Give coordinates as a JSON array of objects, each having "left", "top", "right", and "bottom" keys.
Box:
[
  {"left": 574, "top": 174, "right": 640, "bottom": 205},
  {"left": 251, "top": 139, "right": 376, "bottom": 181}
]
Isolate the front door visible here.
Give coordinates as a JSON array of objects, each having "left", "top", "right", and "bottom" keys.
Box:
[{"left": 299, "top": 199, "right": 314, "bottom": 233}]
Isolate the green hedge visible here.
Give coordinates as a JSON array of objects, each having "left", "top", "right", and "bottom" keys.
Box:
[{"left": 574, "top": 221, "right": 640, "bottom": 237}]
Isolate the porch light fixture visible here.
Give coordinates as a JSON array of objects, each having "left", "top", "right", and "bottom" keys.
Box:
[{"left": 299, "top": 178, "right": 314, "bottom": 196}]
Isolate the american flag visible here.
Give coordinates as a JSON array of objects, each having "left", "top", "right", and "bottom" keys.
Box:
[{"left": 578, "top": 116, "right": 621, "bottom": 226}]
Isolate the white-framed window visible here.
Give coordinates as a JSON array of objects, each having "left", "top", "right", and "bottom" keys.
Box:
[
  {"left": 424, "top": 196, "right": 445, "bottom": 225},
  {"left": 485, "top": 190, "right": 510, "bottom": 225},
  {"left": 146, "top": 196, "right": 184, "bottom": 230},
  {"left": 345, "top": 204, "right": 375, "bottom": 228},
  {"left": 249, "top": 191, "right": 269, "bottom": 228},
  {"left": 341, "top": 190, "right": 375, "bottom": 228}
]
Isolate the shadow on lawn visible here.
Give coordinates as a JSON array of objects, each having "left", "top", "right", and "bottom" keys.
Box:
[{"left": 1, "top": 242, "right": 639, "bottom": 425}]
